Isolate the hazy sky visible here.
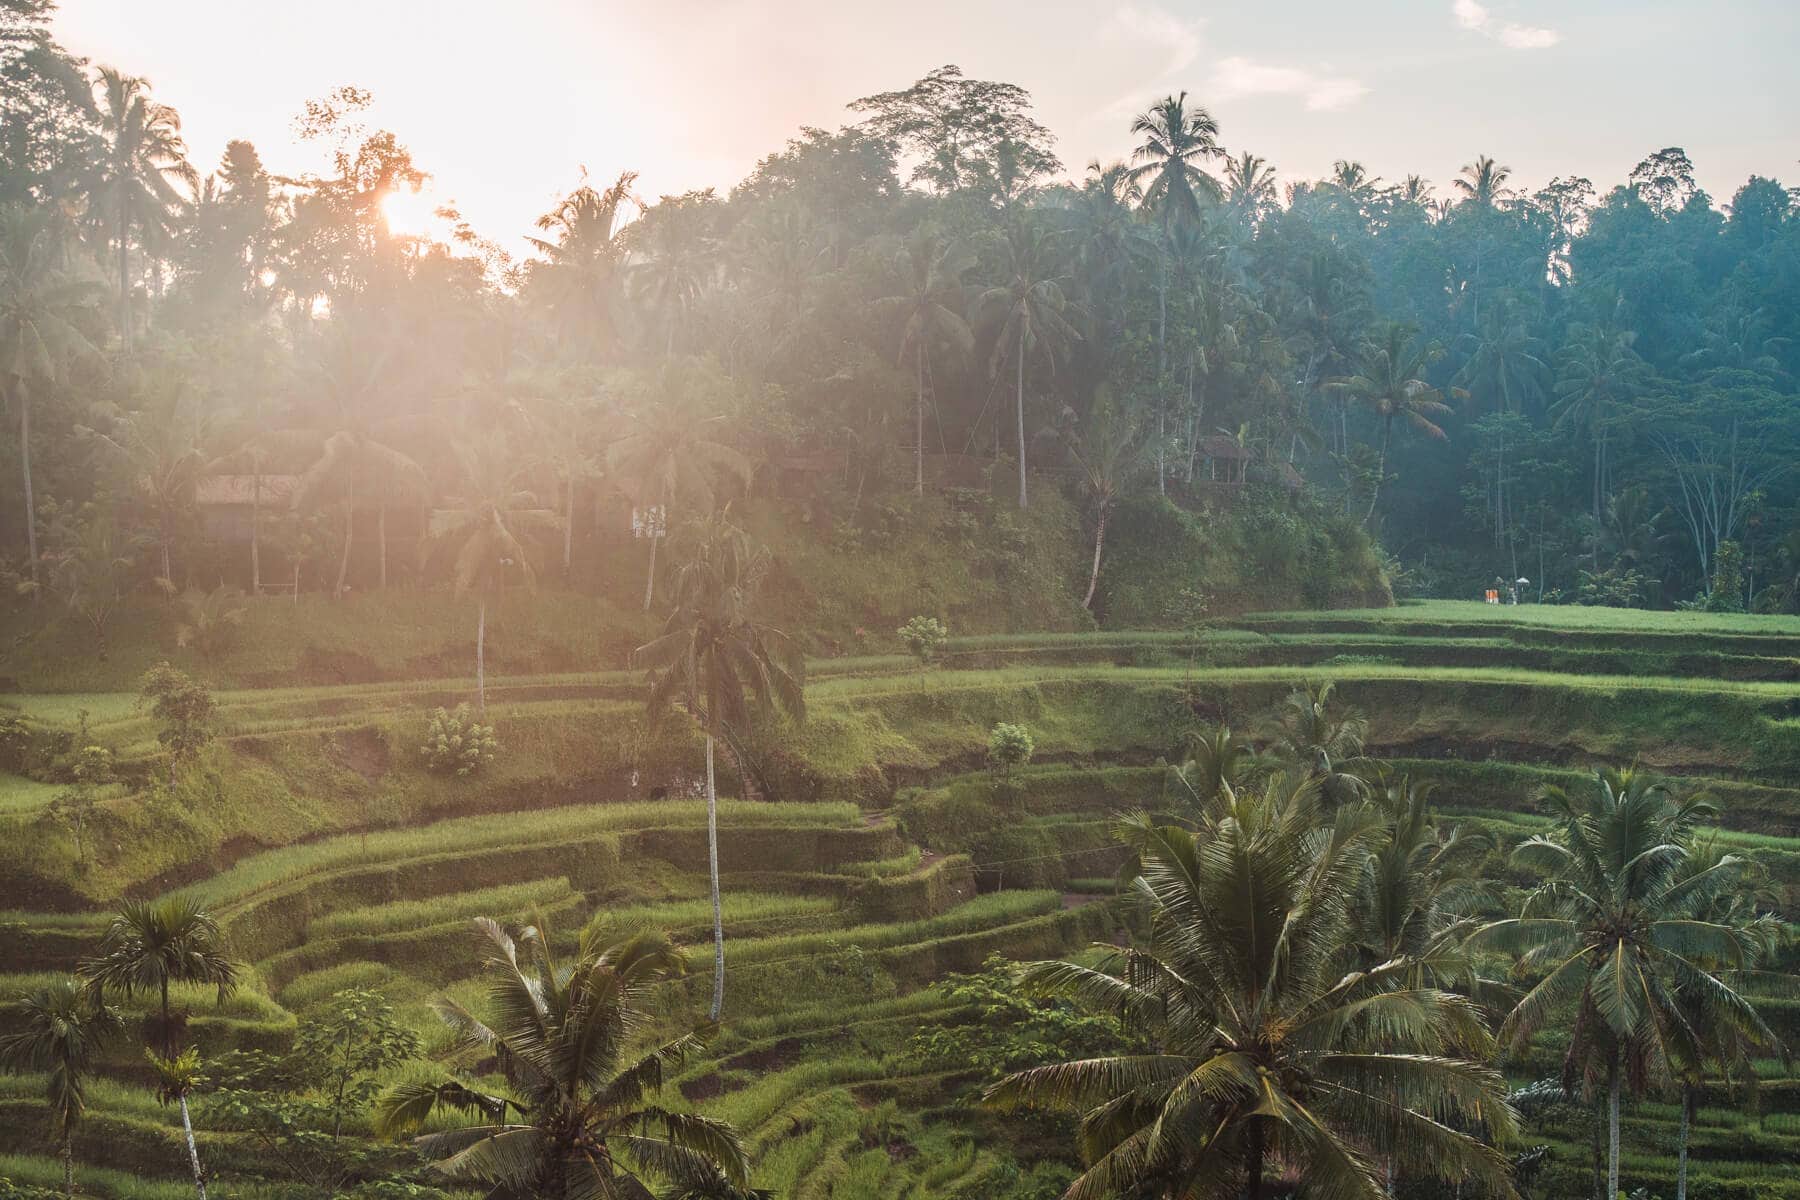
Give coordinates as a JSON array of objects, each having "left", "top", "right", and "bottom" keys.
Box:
[{"left": 53, "top": 0, "right": 1800, "bottom": 255}]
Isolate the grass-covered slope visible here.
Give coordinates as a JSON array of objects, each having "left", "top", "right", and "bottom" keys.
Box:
[{"left": 1, "top": 599, "right": 1798, "bottom": 1198}]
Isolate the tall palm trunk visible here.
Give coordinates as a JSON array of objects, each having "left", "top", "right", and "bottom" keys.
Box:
[
  {"left": 915, "top": 343, "right": 925, "bottom": 496},
  {"left": 250, "top": 469, "right": 262, "bottom": 593},
  {"left": 1365, "top": 419, "right": 1392, "bottom": 526},
  {"left": 1082, "top": 504, "right": 1108, "bottom": 610},
  {"left": 1607, "top": 1047, "right": 1622, "bottom": 1200},
  {"left": 177, "top": 1093, "right": 207, "bottom": 1200},
  {"left": 18, "top": 383, "right": 39, "bottom": 593},
  {"left": 704, "top": 729, "right": 724, "bottom": 1021},
  {"left": 563, "top": 478, "right": 575, "bottom": 575},
  {"left": 334, "top": 479, "right": 354, "bottom": 598},
  {"left": 1676, "top": 1084, "right": 1693, "bottom": 1200},
  {"left": 1015, "top": 325, "right": 1028, "bottom": 510},
  {"left": 116, "top": 200, "right": 132, "bottom": 354},
  {"left": 1247, "top": 1118, "right": 1265, "bottom": 1200},
  {"left": 62, "top": 1140, "right": 72, "bottom": 1200},
  {"left": 475, "top": 598, "right": 486, "bottom": 714},
  {"left": 642, "top": 485, "right": 664, "bottom": 612}
]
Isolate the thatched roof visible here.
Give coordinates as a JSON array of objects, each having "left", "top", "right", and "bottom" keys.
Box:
[{"left": 1198, "top": 436, "right": 1253, "bottom": 461}]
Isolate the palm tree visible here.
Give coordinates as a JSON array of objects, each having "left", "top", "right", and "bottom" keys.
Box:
[
  {"left": 92, "top": 68, "right": 196, "bottom": 352},
  {"left": 0, "top": 204, "right": 99, "bottom": 591},
  {"left": 629, "top": 205, "right": 715, "bottom": 358},
  {"left": 1223, "top": 151, "right": 1278, "bottom": 222},
  {"left": 147, "top": 1046, "right": 210, "bottom": 1200},
  {"left": 283, "top": 322, "right": 432, "bottom": 596},
  {"left": 633, "top": 518, "right": 804, "bottom": 1020},
  {"left": 83, "top": 373, "right": 213, "bottom": 585},
  {"left": 375, "top": 919, "right": 756, "bottom": 1199},
  {"left": 1126, "top": 92, "right": 1223, "bottom": 227},
  {"left": 0, "top": 980, "right": 122, "bottom": 1199},
  {"left": 1169, "top": 725, "right": 1260, "bottom": 813},
  {"left": 1269, "top": 679, "right": 1368, "bottom": 787},
  {"left": 1470, "top": 769, "right": 1777, "bottom": 1200},
  {"left": 1663, "top": 842, "right": 1787, "bottom": 1200},
  {"left": 1554, "top": 328, "right": 1641, "bottom": 565},
  {"left": 511, "top": 390, "right": 605, "bottom": 577},
  {"left": 1453, "top": 155, "right": 1514, "bottom": 209},
  {"left": 1353, "top": 775, "right": 1492, "bottom": 971},
  {"left": 981, "top": 218, "right": 1081, "bottom": 509},
  {"left": 604, "top": 380, "right": 752, "bottom": 611},
  {"left": 1327, "top": 323, "right": 1458, "bottom": 525},
  {"left": 421, "top": 436, "right": 561, "bottom": 713},
  {"left": 1065, "top": 160, "right": 1145, "bottom": 330},
  {"left": 527, "top": 170, "right": 639, "bottom": 359},
  {"left": 79, "top": 895, "right": 238, "bottom": 1057},
  {"left": 1061, "top": 392, "right": 1144, "bottom": 610},
  {"left": 875, "top": 227, "right": 975, "bottom": 495},
  {"left": 986, "top": 780, "right": 1518, "bottom": 1200}
]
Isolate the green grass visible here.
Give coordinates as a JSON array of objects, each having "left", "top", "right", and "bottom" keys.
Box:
[
  {"left": 1242, "top": 598, "right": 1800, "bottom": 637},
  {"left": 583, "top": 893, "right": 841, "bottom": 942},
  {"left": 180, "top": 798, "right": 863, "bottom": 911},
  {"left": 309, "top": 875, "right": 581, "bottom": 938}
]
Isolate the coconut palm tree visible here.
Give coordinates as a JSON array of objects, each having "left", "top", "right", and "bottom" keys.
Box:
[
  {"left": 1060, "top": 391, "right": 1144, "bottom": 610},
  {"left": 633, "top": 518, "right": 804, "bottom": 1020},
  {"left": 1223, "top": 151, "right": 1279, "bottom": 222},
  {"left": 1469, "top": 769, "right": 1777, "bottom": 1200},
  {"left": 0, "top": 204, "right": 100, "bottom": 591},
  {"left": 1353, "top": 774, "right": 1493, "bottom": 971},
  {"left": 0, "top": 979, "right": 122, "bottom": 1199},
  {"left": 628, "top": 204, "right": 715, "bottom": 358},
  {"left": 375, "top": 919, "right": 756, "bottom": 1199},
  {"left": 79, "top": 895, "right": 237, "bottom": 1057},
  {"left": 1065, "top": 160, "right": 1145, "bottom": 330},
  {"left": 1126, "top": 92, "right": 1223, "bottom": 227},
  {"left": 82, "top": 372, "right": 213, "bottom": 586},
  {"left": 511, "top": 389, "right": 605, "bottom": 578},
  {"left": 875, "top": 226, "right": 975, "bottom": 495},
  {"left": 1453, "top": 155, "right": 1514, "bottom": 210},
  {"left": 1327, "top": 323, "right": 1459, "bottom": 524},
  {"left": 605, "top": 379, "right": 752, "bottom": 611},
  {"left": 1268, "top": 679, "right": 1369, "bottom": 795},
  {"left": 283, "top": 321, "right": 432, "bottom": 596},
  {"left": 1170, "top": 725, "right": 1261, "bottom": 814},
  {"left": 91, "top": 68, "right": 196, "bottom": 352},
  {"left": 528, "top": 170, "right": 640, "bottom": 359},
  {"left": 981, "top": 218, "right": 1081, "bottom": 510},
  {"left": 986, "top": 780, "right": 1518, "bottom": 1200},
  {"left": 420, "top": 435, "right": 561, "bottom": 713},
  {"left": 1553, "top": 328, "right": 1641, "bottom": 563},
  {"left": 1662, "top": 842, "right": 1787, "bottom": 1200}
]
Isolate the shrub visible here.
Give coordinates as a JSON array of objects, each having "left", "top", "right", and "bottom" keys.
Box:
[
  {"left": 896, "top": 615, "right": 949, "bottom": 668},
  {"left": 987, "top": 722, "right": 1034, "bottom": 780},
  {"left": 138, "top": 662, "right": 215, "bottom": 778},
  {"left": 419, "top": 704, "right": 499, "bottom": 777}
]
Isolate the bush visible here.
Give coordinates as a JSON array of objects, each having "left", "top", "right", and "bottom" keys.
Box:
[
  {"left": 138, "top": 662, "right": 214, "bottom": 777},
  {"left": 897, "top": 615, "right": 949, "bottom": 668},
  {"left": 419, "top": 705, "right": 499, "bottom": 777},
  {"left": 987, "top": 722, "right": 1034, "bottom": 779}
]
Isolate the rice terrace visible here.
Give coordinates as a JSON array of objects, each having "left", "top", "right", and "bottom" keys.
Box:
[{"left": 2, "top": 2, "right": 1799, "bottom": 1199}]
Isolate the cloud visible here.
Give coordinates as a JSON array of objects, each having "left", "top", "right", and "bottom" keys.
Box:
[
  {"left": 1107, "top": 2, "right": 1204, "bottom": 78},
  {"left": 1454, "top": 0, "right": 1560, "bottom": 49},
  {"left": 1210, "top": 55, "right": 1369, "bottom": 112}
]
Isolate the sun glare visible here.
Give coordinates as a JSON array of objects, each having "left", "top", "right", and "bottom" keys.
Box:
[{"left": 380, "top": 186, "right": 441, "bottom": 239}]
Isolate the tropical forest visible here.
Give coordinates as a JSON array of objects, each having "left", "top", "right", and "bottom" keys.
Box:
[{"left": 2, "top": 1, "right": 1799, "bottom": 1198}]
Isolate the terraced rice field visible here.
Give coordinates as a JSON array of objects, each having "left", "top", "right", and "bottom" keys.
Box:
[{"left": 1, "top": 599, "right": 1798, "bottom": 1197}]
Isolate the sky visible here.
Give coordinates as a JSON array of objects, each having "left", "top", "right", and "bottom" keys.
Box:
[{"left": 52, "top": 0, "right": 1800, "bottom": 256}]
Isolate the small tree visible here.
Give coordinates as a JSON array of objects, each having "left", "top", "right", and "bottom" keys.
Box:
[
  {"left": 0, "top": 980, "right": 121, "bottom": 1199},
  {"left": 897, "top": 615, "right": 949, "bottom": 675},
  {"left": 46, "top": 742, "right": 113, "bottom": 869},
  {"left": 138, "top": 664, "right": 214, "bottom": 783},
  {"left": 146, "top": 1047, "right": 210, "bottom": 1200},
  {"left": 420, "top": 704, "right": 499, "bottom": 777},
  {"left": 46, "top": 506, "right": 141, "bottom": 661},
  {"left": 1706, "top": 539, "right": 1746, "bottom": 612},
  {"left": 987, "top": 722, "right": 1034, "bottom": 781},
  {"left": 290, "top": 989, "right": 420, "bottom": 1141}
]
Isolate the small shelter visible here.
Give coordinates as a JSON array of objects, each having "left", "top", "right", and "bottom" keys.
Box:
[{"left": 1197, "top": 436, "right": 1252, "bottom": 484}]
